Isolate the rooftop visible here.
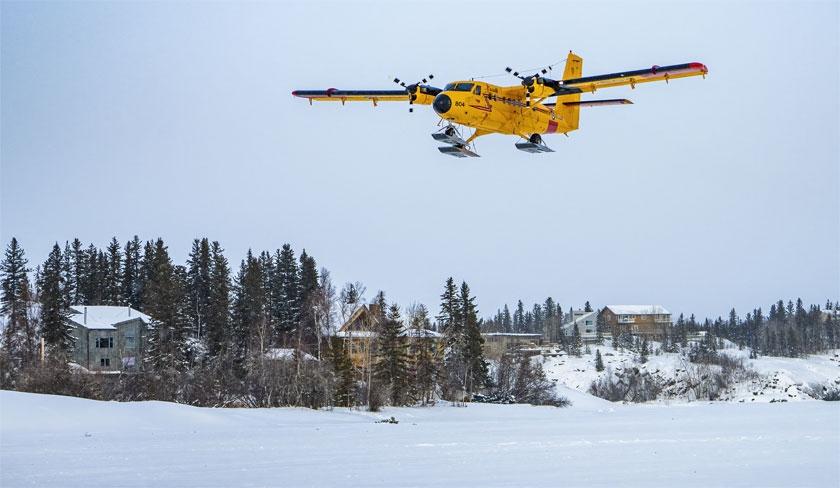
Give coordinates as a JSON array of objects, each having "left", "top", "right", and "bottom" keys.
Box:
[
  {"left": 68, "top": 305, "right": 151, "bottom": 330},
  {"left": 605, "top": 305, "right": 670, "bottom": 315}
]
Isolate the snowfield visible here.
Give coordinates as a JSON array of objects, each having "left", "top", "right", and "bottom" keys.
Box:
[
  {"left": 542, "top": 344, "right": 840, "bottom": 402},
  {"left": 1, "top": 390, "right": 838, "bottom": 487}
]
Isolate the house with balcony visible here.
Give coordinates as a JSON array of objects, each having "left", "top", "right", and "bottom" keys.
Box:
[
  {"left": 68, "top": 305, "right": 151, "bottom": 372},
  {"left": 602, "top": 305, "right": 672, "bottom": 338}
]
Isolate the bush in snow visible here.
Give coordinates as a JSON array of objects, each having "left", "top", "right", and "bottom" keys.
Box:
[
  {"left": 589, "top": 366, "right": 662, "bottom": 403},
  {"left": 488, "top": 354, "right": 570, "bottom": 407}
]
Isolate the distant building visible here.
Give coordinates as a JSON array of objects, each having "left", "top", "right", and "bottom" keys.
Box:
[
  {"left": 68, "top": 305, "right": 151, "bottom": 372},
  {"left": 481, "top": 332, "right": 543, "bottom": 358},
  {"left": 334, "top": 304, "right": 442, "bottom": 367},
  {"left": 560, "top": 309, "right": 599, "bottom": 342},
  {"left": 602, "top": 305, "right": 672, "bottom": 338}
]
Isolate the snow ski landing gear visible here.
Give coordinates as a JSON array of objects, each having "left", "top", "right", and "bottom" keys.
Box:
[
  {"left": 433, "top": 126, "right": 480, "bottom": 158},
  {"left": 515, "top": 134, "right": 554, "bottom": 154}
]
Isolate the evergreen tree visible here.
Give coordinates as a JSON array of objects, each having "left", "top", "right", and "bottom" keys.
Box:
[
  {"left": 639, "top": 336, "right": 650, "bottom": 363},
  {"left": 186, "top": 238, "right": 212, "bottom": 340},
  {"left": 38, "top": 244, "right": 73, "bottom": 358},
  {"left": 232, "top": 250, "right": 268, "bottom": 359},
  {"left": 584, "top": 301, "right": 593, "bottom": 312},
  {"left": 513, "top": 300, "right": 525, "bottom": 332},
  {"left": 122, "top": 236, "right": 142, "bottom": 309},
  {"left": 460, "top": 282, "right": 488, "bottom": 394},
  {"left": 501, "top": 304, "right": 512, "bottom": 332},
  {"left": 205, "top": 241, "right": 231, "bottom": 358},
  {"left": 103, "top": 237, "right": 123, "bottom": 305},
  {"left": 69, "top": 238, "right": 86, "bottom": 304},
  {"left": 375, "top": 303, "right": 410, "bottom": 405},
  {"left": 570, "top": 322, "right": 582, "bottom": 357},
  {"left": 328, "top": 337, "right": 355, "bottom": 407},
  {"left": 143, "top": 239, "right": 190, "bottom": 376},
  {"left": 273, "top": 244, "right": 300, "bottom": 343},
  {"left": 60, "top": 241, "right": 74, "bottom": 307},
  {"left": 137, "top": 240, "right": 155, "bottom": 311},
  {"left": 594, "top": 349, "right": 604, "bottom": 372},
  {"left": 1, "top": 238, "right": 37, "bottom": 370},
  {"left": 297, "top": 250, "right": 319, "bottom": 350}
]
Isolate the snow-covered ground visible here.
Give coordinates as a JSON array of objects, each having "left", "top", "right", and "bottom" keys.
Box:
[
  {"left": 542, "top": 343, "right": 840, "bottom": 402},
  {"left": 2, "top": 390, "right": 838, "bottom": 487}
]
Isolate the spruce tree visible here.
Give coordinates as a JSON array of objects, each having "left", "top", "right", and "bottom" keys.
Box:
[
  {"left": 273, "top": 244, "right": 300, "bottom": 343},
  {"left": 460, "top": 282, "right": 488, "bottom": 394},
  {"left": 570, "top": 322, "right": 582, "bottom": 357},
  {"left": 513, "top": 300, "right": 525, "bottom": 332},
  {"left": 297, "top": 250, "right": 319, "bottom": 350},
  {"left": 584, "top": 301, "right": 593, "bottom": 312},
  {"left": 328, "top": 336, "right": 355, "bottom": 407},
  {"left": 594, "top": 349, "right": 605, "bottom": 372},
  {"left": 1, "top": 238, "right": 37, "bottom": 369},
  {"left": 205, "top": 241, "right": 231, "bottom": 358},
  {"left": 375, "top": 303, "right": 409, "bottom": 405},
  {"left": 232, "top": 250, "right": 267, "bottom": 359},
  {"left": 60, "top": 241, "right": 74, "bottom": 307},
  {"left": 186, "top": 238, "right": 212, "bottom": 340},
  {"left": 38, "top": 244, "right": 73, "bottom": 359},
  {"left": 69, "top": 238, "right": 86, "bottom": 304},
  {"left": 103, "top": 237, "right": 123, "bottom": 305},
  {"left": 143, "top": 239, "right": 190, "bottom": 377},
  {"left": 122, "top": 236, "right": 142, "bottom": 309}
]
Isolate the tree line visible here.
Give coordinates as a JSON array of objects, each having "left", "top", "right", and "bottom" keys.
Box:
[{"left": 2, "top": 237, "right": 553, "bottom": 409}]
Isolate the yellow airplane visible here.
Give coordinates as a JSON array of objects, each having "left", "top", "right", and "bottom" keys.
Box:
[{"left": 292, "top": 52, "right": 707, "bottom": 157}]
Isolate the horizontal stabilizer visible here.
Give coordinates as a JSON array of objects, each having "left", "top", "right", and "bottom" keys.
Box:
[
  {"left": 564, "top": 99, "right": 633, "bottom": 107},
  {"left": 544, "top": 99, "right": 633, "bottom": 108}
]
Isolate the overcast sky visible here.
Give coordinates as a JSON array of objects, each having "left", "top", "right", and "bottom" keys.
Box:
[{"left": 2, "top": 0, "right": 838, "bottom": 319}]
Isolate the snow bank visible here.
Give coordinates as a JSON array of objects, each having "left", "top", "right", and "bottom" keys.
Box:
[
  {"left": 1, "top": 390, "right": 837, "bottom": 487},
  {"left": 543, "top": 344, "right": 840, "bottom": 403}
]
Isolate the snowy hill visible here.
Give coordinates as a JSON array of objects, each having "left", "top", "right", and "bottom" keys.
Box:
[
  {"left": 1, "top": 390, "right": 838, "bottom": 487},
  {"left": 541, "top": 342, "right": 840, "bottom": 403}
]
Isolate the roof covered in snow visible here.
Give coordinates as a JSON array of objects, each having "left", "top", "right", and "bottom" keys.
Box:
[
  {"left": 68, "top": 305, "right": 151, "bottom": 330},
  {"left": 605, "top": 305, "right": 670, "bottom": 315}
]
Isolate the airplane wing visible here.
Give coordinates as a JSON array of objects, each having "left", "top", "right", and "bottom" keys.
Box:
[
  {"left": 291, "top": 89, "right": 409, "bottom": 103},
  {"left": 561, "top": 62, "right": 707, "bottom": 92}
]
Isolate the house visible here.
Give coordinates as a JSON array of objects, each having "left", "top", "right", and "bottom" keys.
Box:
[
  {"left": 560, "top": 309, "right": 599, "bottom": 342},
  {"left": 334, "top": 304, "right": 442, "bottom": 367},
  {"left": 602, "top": 305, "right": 672, "bottom": 338},
  {"left": 481, "top": 332, "right": 543, "bottom": 358},
  {"left": 68, "top": 305, "right": 151, "bottom": 372}
]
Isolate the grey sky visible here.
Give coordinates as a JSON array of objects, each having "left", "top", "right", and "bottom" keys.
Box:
[{"left": 2, "top": 1, "right": 838, "bottom": 319}]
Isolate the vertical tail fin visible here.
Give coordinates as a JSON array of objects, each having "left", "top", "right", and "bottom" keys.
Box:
[
  {"left": 559, "top": 51, "right": 583, "bottom": 131},
  {"left": 563, "top": 51, "right": 583, "bottom": 80}
]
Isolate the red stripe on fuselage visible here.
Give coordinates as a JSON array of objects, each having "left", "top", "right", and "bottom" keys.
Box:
[{"left": 546, "top": 120, "right": 558, "bottom": 133}]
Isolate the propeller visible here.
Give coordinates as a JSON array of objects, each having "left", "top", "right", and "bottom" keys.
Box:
[{"left": 394, "top": 74, "right": 434, "bottom": 113}]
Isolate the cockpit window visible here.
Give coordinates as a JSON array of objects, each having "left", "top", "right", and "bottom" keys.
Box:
[
  {"left": 444, "top": 82, "right": 474, "bottom": 92},
  {"left": 473, "top": 85, "right": 481, "bottom": 95}
]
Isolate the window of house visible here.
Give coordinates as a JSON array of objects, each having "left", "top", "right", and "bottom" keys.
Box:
[
  {"left": 100, "top": 358, "right": 110, "bottom": 367},
  {"left": 585, "top": 320, "right": 592, "bottom": 325},
  {"left": 125, "top": 335, "right": 135, "bottom": 347},
  {"left": 96, "top": 337, "right": 114, "bottom": 348}
]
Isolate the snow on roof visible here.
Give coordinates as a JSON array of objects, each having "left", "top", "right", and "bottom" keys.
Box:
[
  {"left": 264, "top": 348, "right": 317, "bottom": 361},
  {"left": 481, "top": 333, "right": 543, "bottom": 337},
  {"left": 400, "top": 328, "right": 442, "bottom": 339},
  {"left": 68, "top": 305, "right": 151, "bottom": 330},
  {"left": 564, "top": 310, "right": 598, "bottom": 324},
  {"left": 605, "top": 305, "right": 670, "bottom": 315}
]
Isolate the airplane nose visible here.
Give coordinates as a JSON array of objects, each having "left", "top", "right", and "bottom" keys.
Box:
[{"left": 433, "top": 93, "right": 451, "bottom": 114}]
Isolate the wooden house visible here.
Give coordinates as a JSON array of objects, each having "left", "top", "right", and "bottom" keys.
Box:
[{"left": 602, "top": 305, "right": 672, "bottom": 338}]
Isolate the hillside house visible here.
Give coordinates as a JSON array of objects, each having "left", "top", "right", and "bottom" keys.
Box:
[
  {"left": 68, "top": 305, "right": 151, "bottom": 372},
  {"left": 560, "top": 309, "right": 599, "bottom": 342},
  {"left": 481, "top": 333, "right": 543, "bottom": 358},
  {"left": 602, "top": 305, "right": 671, "bottom": 338},
  {"left": 335, "top": 304, "right": 442, "bottom": 368}
]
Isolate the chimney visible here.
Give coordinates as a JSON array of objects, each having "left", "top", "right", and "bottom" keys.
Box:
[{"left": 84, "top": 306, "right": 88, "bottom": 325}]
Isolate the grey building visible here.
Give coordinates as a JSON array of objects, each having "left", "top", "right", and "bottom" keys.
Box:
[
  {"left": 69, "top": 305, "right": 151, "bottom": 372},
  {"left": 560, "top": 309, "right": 600, "bottom": 343}
]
